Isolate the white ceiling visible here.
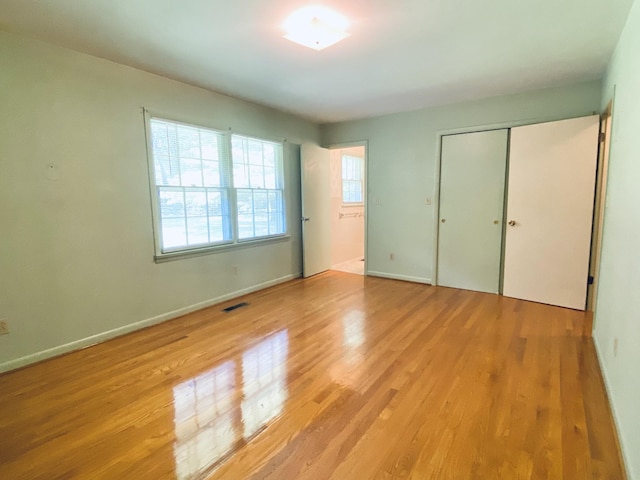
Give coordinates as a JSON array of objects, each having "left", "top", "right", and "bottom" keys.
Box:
[{"left": 0, "top": 0, "right": 634, "bottom": 123}]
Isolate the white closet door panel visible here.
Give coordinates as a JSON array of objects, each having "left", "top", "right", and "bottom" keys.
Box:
[
  {"left": 437, "top": 129, "right": 508, "bottom": 293},
  {"left": 503, "top": 116, "right": 599, "bottom": 309}
]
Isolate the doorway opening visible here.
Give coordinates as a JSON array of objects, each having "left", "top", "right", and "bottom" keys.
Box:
[{"left": 329, "top": 145, "right": 366, "bottom": 276}]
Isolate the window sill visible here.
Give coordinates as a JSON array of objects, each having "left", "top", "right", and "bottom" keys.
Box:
[{"left": 154, "top": 235, "right": 291, "bottom": 263}]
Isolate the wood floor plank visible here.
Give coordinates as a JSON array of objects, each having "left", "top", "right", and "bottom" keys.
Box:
[{"left": 0, "top": 272, "right": 626, "bottom": 479}]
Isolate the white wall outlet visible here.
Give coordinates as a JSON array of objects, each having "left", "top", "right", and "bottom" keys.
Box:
[
  {"left": 425, "top": 197, "right": 432, "bottom": 205},
  {"left": 0, "top": 320, "right": 8, "bottom": 335},
  {"left": 232, "top": 265, "right": 239, "bottom": 275}
]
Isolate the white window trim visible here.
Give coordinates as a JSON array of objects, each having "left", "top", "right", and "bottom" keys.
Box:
[{"left": 143, "top": 110, "right": 290, "bottom": 262}]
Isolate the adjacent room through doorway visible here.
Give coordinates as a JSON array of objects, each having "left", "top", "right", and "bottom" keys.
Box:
[{"left": 329, "top": 145, "right": 366, "bottom": 275}]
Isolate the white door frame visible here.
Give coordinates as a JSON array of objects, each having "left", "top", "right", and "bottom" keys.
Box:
[
  {"left": 433, "top": 112, "right": 599, "bottom": 287},
  {"left": 588, "top": 98, "right": 615, "bottom": 312},
  {"left": 325, "top": 140, "right": 369, "bottom": 276}
]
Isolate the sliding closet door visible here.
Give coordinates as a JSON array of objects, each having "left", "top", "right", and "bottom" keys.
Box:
[
  {"left": 437, "top": 129, "right": 508, "bottom": 293},
  {"left": 503, "top": 116, "right": 599, "bottom": 310}
]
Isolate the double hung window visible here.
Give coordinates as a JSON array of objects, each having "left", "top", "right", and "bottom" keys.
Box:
[
  {"left": 341, "top": 154, "right": 364, "bottom": 205},
  {"left": 147, "top": 117, "right": 286, "bottom": 256},
  {"left": 232, "top": 135, "right": 285, "bottom": 240}
]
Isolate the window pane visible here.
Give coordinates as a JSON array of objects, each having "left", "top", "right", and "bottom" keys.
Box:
[
  {"left": 254, "top": 214, "right": 269, "bottom": 237},
  {"left": 263, "top": 144, "right": 275, "bottom": 167},
  {"left": 180, "top": 158, "right": 203, "bottom": 187},
  {"left": 249, "top": 165, "right": 265, "bottom": 188},
  {"left": 185, "top": 190, "right": 207, "bottom": 217},
  {"left": 159, "top": 188, "right": 185, "bottom": 218},
  {"left": 200, "top": 131, "right": 219, "bottom": 160},
  {"left": 342, "top": 180, "right": 362, "bottom": 203},
  {"left": 232, "top": 136, "right": 247, "bottom": 163},
  {"left": 354, "top": 185, "right": 363, "bottom": 202},
  {"left": 206, "top": 189, "right": 231, "bottom": 243},
  {"left": 264, "top": 167, "right": 276, "bottom": 189},
  {"left": 187, "top": 216, "right": 208, "bottom": 245},
  {"left": 150, "top": 121, "right": 181, "bottom": 186},
  {"left": 208, "top": 216, "right": 225, "bottom": 242},
  {"left": 202, "top": 161, "right": 221, "bottom": 187},
  {"left": 353, "top": 162, "right": 362, "bottom": 180},
  {"left": 268, "top": 212, "right": 284, "bottom": 235},
  {"left": 162, "top": 217, "right": 187, "bottom": 249},
  {"left": 268, "top": 191, "right": 282, "bottom": 212},
  {"left": 151, "top": 122, "right": 169, "bottom": 155},
  {"left": 253, "top": 191, "right": 268, "bottom": 213},
  {"left": 342, "top": 155, "right": 364, "bottom": 204},
  {"left": 233, "top": 163, "right": 249, "bottom": 188},
  {"left": 155, "top": 155, "right": 181, "bottom": 186},
  {"left": 207, "top": 191, "right": 222, "bottom": 216},
  {"left": 238, "top": 214, "right": 254, "bottom": 239},
  {"left": 177, "top": 126, "right": 200, "bottom": 158},
  {"left": 237, "top": 189, "right": 253, "bottom": 214},
  {"left": 150, "top": 119, "right": 227, "bottom": 189},
  {"left": 248, "top": 141, "right": 263, "bottom": 165},
  {"left": 167, "top": 125, "right": 179, "bottom": 157}
]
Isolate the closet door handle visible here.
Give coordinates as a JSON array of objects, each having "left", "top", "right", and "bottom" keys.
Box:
[{"left": 508, "top": 220, "right": 516, "bottom": 226}]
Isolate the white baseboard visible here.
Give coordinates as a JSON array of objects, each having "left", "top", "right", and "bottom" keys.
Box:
[
  {"left": 0, "top": 273, "right": 301, "bottom": 374},
  {"left": 593, "top": 333, "right": 632, "bottom": 480},
  {"left": 367, "top": 270, "right": 432, "bottom": 285}
]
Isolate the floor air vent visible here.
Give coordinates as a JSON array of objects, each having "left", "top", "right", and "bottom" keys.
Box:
[{"left": 223, "top": 302, "right": 249, "bottom": 312}]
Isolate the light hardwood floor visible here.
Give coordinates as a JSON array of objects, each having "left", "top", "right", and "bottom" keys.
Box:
[{"left": 0, "top": 272, "right": 625, "bottom": 479}]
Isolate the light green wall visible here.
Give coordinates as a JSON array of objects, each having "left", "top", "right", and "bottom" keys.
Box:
[
  {"left": 0, "top": 31, "right": 319, "bottom": 371},
  {"left": 0, "top": 14, "right": 637, "bottom": 473},
  {"left": 596, "top": 1, "right": 640, "bottom": 478},
  {"left": 321, "top": 81, "right": 602, "bottom": 283}
]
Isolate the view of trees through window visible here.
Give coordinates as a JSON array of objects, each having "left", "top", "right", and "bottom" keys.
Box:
[{"left": 149, "top": 118, "right": 285, "bottom": 253}]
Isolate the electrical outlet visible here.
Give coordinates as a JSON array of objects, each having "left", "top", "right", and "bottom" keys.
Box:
[
  {"left": 425, "top": 197, "right": 432, "bottom": 205},
  {"left": 613, "top": 337, "right": 618, "bottom": 357},
  {"left": 390, "top": 253, "right": 395, "bottom": 261},
  {"left": 0, "top": 320, "right": 8, "bottom": 335},
  {"left": 232, "top": 266, "right": 239, "bottom": 276}
]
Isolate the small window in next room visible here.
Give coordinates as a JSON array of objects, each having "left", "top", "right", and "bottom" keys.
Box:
[{"left": 341, "top": 154, "right": 364, "bottom": 205}]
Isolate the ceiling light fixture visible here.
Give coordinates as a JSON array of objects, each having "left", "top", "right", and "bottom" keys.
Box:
[{"left": 283, "top": 6, "right": 351, "bottom": 51}]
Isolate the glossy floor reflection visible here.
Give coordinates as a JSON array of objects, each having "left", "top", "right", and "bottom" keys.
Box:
[
  {"left": 173, "top": 361, "right": 236, "bottom": 479},
  {"left": 0, "top": 272, "right": 626, "bottom": 479},
  {"left": 172, "top": 330, "right": 288, "bottom": 479},
  {"left": 241, "top": 330, "right": 289, "bottom": 441}
]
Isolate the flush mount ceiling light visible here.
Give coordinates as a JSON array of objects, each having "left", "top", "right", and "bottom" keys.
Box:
[{"left": 283, "top": 6, "right": 351, "bottom": 51}]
